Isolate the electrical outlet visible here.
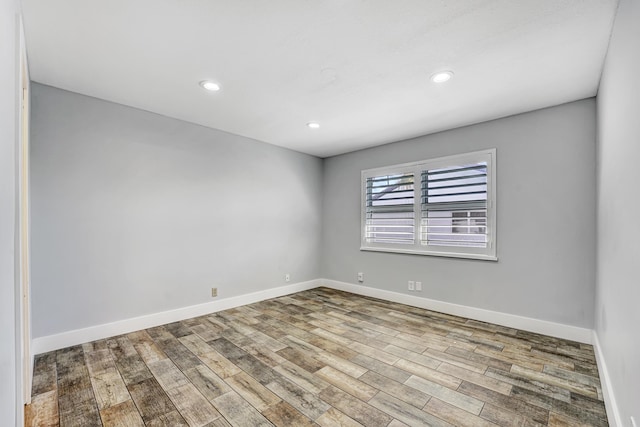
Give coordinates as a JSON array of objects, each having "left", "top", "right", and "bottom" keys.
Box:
[
  {"left": 415, "top": 281, "right": 422, "bottom": 291},
  {"left": 408, "top": 281, "right": 415, "bottom": 291},
  {"left": 211, "top": 287, "right": 218, "bottom": 297},
  {"left": 357, "top": 272, "right": 364, "bottom": 282},
  {"left": 285, "top": 273, "right": 290, "bottom": 282}
]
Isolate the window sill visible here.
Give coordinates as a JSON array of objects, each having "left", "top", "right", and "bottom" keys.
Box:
[{"left": 360, "top": 246, "right": 498, "bottom": 261}]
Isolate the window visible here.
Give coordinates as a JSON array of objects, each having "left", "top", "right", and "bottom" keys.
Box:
[{"left": 361, "top": 149, "right": 496, "bottom": 260}]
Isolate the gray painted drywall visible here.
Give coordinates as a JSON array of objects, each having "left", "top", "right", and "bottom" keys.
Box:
[
  {"left": 596, "top": 0, "right": 640, "bottom": 420},
  {"left": 0, "top": 0, "right": 19, "bottom": 425},
  {"left": 30, "top": 83, "right": 323, "bottom": 338},
  {"left": 322, "top": 99, "right": 597, "bottom": 328}
]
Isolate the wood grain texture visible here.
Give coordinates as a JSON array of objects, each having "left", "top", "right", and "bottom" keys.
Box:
[
  {"left": 315, "top": 366, "right": 378, "bottom": 401},
  {"left": 99, "top": 400, "right": 144, "bottom": 427},
  {"left": 316, "top": 407, "right": 363, "bottom": 427},
  {"left": 164, "top": 383, "right": 221, "bottom": 426},
  {"left": 262, "top": 401, "right": 316, "bottom": 427},
  {"left": 25, "top": 390, "right": 59, "bottom": 427},
  {"left": 319, "top": 385, "right": 392, "bottom": 427},
  {"left": 184, "top": 365, "right": 231, "bottom": 402},
  {"left": 212, "top": 391, "right": 272, "bottom": 427},
  {"left": 423, "top": 397, "right": 497, "bottom": 427},
  {"left": 127, "top": 378, "right": 179, "bottom": 424},
  {"left": 369, "top": 391, "right": 450, "bottom": 427},
  {"left": 31, "top": 352, "right": 57, "bottom": 396},
  {"left": 224, "top": 371, "right": 281, "bottom": 411},
  {"left": 27, "top": 287, "right": 608, "bottom": 426},
  {"left": 89, "top": 369, "right": 130, "bottom": 410}
]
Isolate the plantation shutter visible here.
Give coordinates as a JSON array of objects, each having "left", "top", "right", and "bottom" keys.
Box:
[
  {"left": 365, "top": 173, "right": 415, "bottom": 245},
  {"left": 421, "top": 162, "right": 488, "bottom": 248}
]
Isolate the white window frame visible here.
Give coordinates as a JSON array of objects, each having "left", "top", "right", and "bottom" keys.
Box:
[{"left": 361, "top": 149, "right": 497, "bottom": 261}]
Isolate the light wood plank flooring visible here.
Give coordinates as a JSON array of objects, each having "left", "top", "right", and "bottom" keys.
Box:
[{"left": 26, "top": 288, "right": 608, "bottom": 426}]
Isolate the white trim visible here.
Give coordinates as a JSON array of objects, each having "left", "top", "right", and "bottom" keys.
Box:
[
  {"left": 31, "top": 277, "right": 617, "bottom": 423},
  {"left": 33, "top": 277, "right": 595, "bottom": 354},
  {"left": 32, "top": 279, "right": 321, "bottom": 355},
  {"left": 360, "top": 246, "right": 498, "bottom": 261},
  {"left": 320, "top": 279, "right": 593, "bottom": 344},
  {"left": 17, "top": 14, "right": 31, "bottom": 408},
  {"left": 592, "top": 331, "right": 622, "bottom": 427}
]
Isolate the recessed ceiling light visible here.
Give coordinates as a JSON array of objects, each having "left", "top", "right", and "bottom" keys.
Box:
[
  {"left": 307, "top": 122, "right": 320, "bottom": 129},
  {"left": 430, "top": 71, "right": 454, "bottom": 83},
  {"left": 199, "top": 80, "right": 221, "bottom": 91}
]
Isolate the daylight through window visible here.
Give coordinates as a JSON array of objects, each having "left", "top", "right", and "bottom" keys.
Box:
[{"left": 361, "top": 149, "right": 496, "bottom": 260}]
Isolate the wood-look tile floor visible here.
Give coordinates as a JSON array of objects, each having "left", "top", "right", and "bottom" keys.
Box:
[{"left": 26, "top": 288, "right": 608, "bottom": 427}]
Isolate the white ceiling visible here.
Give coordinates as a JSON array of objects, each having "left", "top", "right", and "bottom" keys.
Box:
[{"left": 21, "top": 0, "right": 617, "bottom": 158}]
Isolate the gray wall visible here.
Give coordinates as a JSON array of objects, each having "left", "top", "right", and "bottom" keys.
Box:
[
  {"left": 30, "top": 83, "right": 323, "bottom": 338},
  {"left": 0, "top": 0, "right": 20, "bottom": 425},
  {"left": 30, "top": 89, "right": 598, "bottom": 336},
  {"left": 322, "top": 99, "right": 597, "bottom": 328},
  {"left": 595, "top": 0, "right": 640, "bottom": 420}
]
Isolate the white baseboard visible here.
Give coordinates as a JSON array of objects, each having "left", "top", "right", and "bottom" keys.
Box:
[
  {"left": 31, "top": 279, "right": 321, "bottom": 355},
  {"left": 320, "top": 279, "right": 593, "bottom": 344},
  {"left": 592, "top": 331, "right": 622, "bottom": 427},
  {"left": 32, "top": 277, "right": 593, "bottom": 353}
]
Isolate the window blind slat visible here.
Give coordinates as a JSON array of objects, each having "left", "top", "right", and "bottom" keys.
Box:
[
  {"left": 368, "top": 204, "right": 414, "bottom": 213},
  {"left": 424, "top": 173, "right": 487, "bottom": 184},
  {"left": 367, "top": 173, "right": 414, "bottom": 184},
  {"left": 426, "top": 165, "right": 487, "bottom": 176},
  {"left": 420, "top": 201, "right": 486, "bottom": 211},
  {"left": 426, "top": 190, "right": 487, "bottom": 198},
  {"left": 369, "top": 195, "right": 416, "bottom": 202},
  {"left": 422, "top": 182, "right": 487, "bottom": 191}
]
